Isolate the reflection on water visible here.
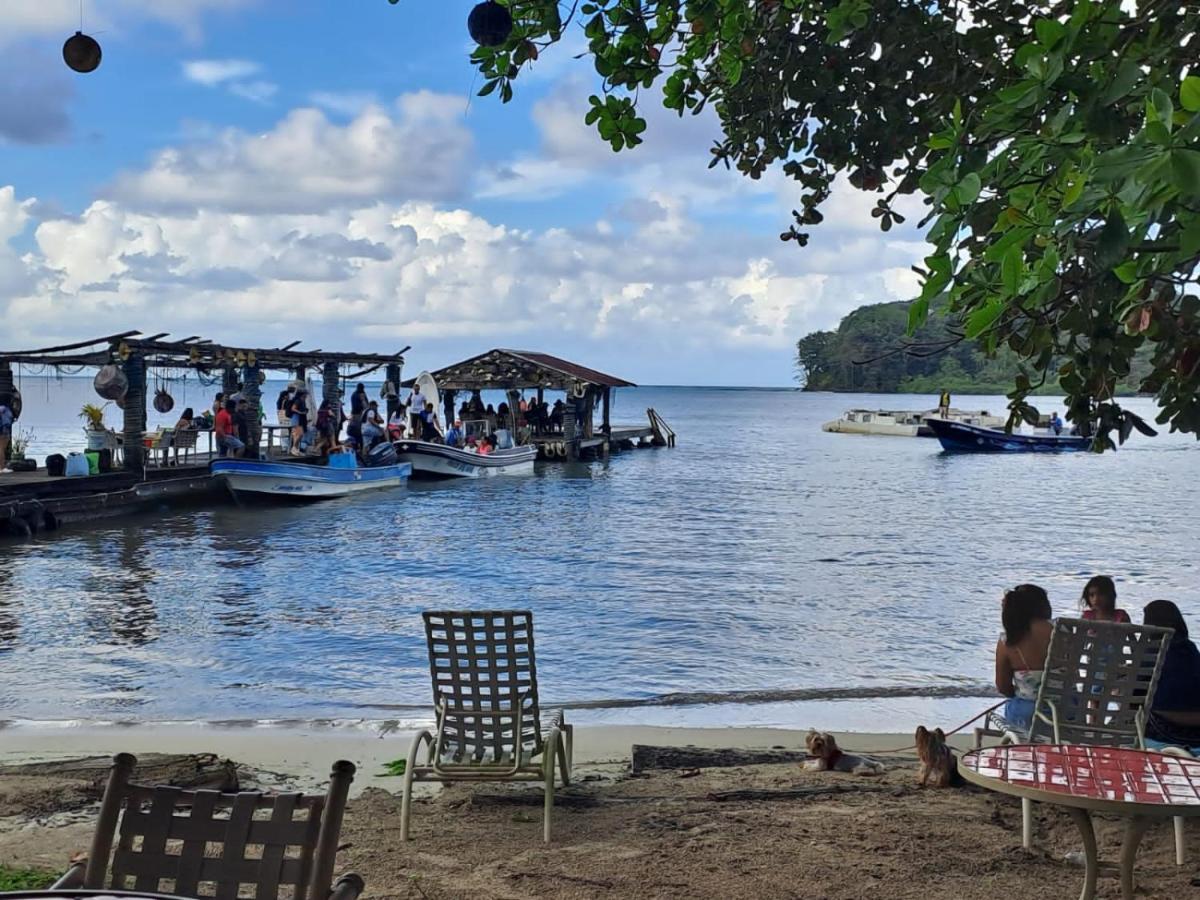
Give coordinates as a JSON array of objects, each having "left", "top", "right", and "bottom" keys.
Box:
[{"left": 1, "top": 382, "right": 1198, "bottom": 725}]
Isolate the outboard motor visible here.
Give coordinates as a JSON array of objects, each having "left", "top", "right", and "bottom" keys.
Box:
[{"left": 366, "top": 441, "right": 397, "bottom": 468}]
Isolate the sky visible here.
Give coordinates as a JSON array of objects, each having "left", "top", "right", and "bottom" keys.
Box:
[{"left": 0, "top": 0, "right": 930, "bottom": 386}]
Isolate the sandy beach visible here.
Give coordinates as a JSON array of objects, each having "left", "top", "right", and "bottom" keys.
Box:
[{"left": 1, "top": 722, "right": 1197, "bottom": 898}]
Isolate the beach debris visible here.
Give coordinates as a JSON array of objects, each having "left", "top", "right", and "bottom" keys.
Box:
[
  {"left": 706, "top": 784, "right": 891, "bottom": 802},
  {"left": 677, "top": 768, "right": 702, "bottom": 779},
  {"left": 377, "top": 758, "right": 407, "bottom": 777},
  {"left": 630, "top": 744, "right": 807, "bottom": 774}
]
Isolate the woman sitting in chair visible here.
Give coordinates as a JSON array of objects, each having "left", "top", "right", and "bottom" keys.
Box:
[
  {"left": 1143, "top": 600, "right": 1200, "bottom": 748},
  {"left": 174, "top": 408, "right": 195, "bottom": 431},
  {"left": 995, "top": 584, "right": 1054, "bottom": 730}
]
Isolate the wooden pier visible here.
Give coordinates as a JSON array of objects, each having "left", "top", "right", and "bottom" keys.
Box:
[{"left": 0, "top": 333, "right": 407, "bottom": 538}]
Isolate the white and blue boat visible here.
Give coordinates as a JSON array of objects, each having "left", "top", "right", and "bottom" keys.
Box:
[
  {"left": 925, "top": 418, "right": 1092, "bottom": 453},
  {"left": 211, "top": 452, "right": 412, "bottom": 499},
  {"left": 393, "top": 440, "right": 537, "bottom": 478}
]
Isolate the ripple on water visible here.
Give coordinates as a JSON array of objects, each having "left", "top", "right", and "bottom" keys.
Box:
[{"left": 0, "top": 382, "right": 1197, "bottom": 723}]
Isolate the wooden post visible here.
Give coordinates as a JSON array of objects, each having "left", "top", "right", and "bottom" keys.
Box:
[
  {"left": 0, "top": 362, "right": 13, "bottom": 400},
  {"left": 123, "top": 352, "right": 147, "bottom": 471},
  {"left": 385, "top": 363, "right": 402, "bottom": 421},
  {"left": 222, "top": 367, "right": 239, "bottom": 398},
  {"left": 241, "top": 363, "right": 262, "bottom": 458},
  {"left": 294, "top": 366, "right": 307, "bottom": 384},
  {"left": 443, "top": 390, "right": 456, "bottom": 430},
  {"left": 322, "top": 361, "right": 340, "bottom": 411},
  {"left": 601, "top": 387, "right": 612, "bottom": 457}
]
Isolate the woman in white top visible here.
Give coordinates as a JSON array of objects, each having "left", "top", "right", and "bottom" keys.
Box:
[{"left": 995, "top": 584, "right": 1053, "bottom": 729}]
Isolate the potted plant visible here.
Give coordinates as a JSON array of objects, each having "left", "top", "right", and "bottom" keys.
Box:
[
  {"left": 80, "top": 402, "right": 109, "bottom": 450},
  {"left": 8, "top": 426, "right": 31, "bottom": 461}
]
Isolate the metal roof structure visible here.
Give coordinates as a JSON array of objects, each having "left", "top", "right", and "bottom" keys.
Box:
[{"left": 408, "top": 348, "right": 635, "bottom": 391}]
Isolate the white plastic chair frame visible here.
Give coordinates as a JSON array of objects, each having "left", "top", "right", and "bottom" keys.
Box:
[
  {"left": 400, "top": 610, "right": 573, "bottom": 843},
  {"left": 1002, "top": 617, "right": 1183, "bottom": 863}
]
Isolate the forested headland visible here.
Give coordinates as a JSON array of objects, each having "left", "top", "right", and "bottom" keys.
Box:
[{"left": 795, "top": 301, "right": 1152, "bottom": 395}]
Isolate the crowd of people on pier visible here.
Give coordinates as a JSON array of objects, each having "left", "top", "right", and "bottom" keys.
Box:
[
  {"left": 995, "top": 576, "right": 1200, "bottom": 747},
  {"left": 205, "top": 381, "right": 574, "bottom": 461}
]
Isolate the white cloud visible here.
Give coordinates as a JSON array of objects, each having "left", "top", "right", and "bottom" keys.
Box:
[
  {"left": 182, "top": 59, "right": 261, "bottom": 87},
  {"left": 308, "top": 91, "right": 380, "bottom": 118},
  {"left": 104, "top": 92, "right": 475, "bottom": 214}
]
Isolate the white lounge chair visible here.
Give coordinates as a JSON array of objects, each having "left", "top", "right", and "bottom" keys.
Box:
[{"left": 400, "top": 610, "right": 572, "bottom": 843}]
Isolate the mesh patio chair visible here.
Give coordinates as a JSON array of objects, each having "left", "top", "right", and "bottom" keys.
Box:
[
  {"left": 995, "top": 618, "right": 1181, "bottom": 861},
  {"left": 50, "top": 753, "right": 364, "bottom": 900},
  {"left": 400, "top": 610, "right": 573, "bottom": 843},
  {"left": 172, "top": 428, "right": 199, "bottom": 465}
]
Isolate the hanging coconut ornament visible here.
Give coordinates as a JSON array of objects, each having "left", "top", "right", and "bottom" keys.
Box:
[
  {"left": 63, "top": 31, "right": 102, "bottom": 73},
  {"left": 153, "top": 388, "right": 175, "bottom": 414},
  {"left": 468, "top": 1, "right": 513, "bottom": 47}
]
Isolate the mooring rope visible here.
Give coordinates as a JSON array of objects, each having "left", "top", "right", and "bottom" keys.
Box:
[{"left": 842, "top": 699, "right": 1006, "bottom": 756}]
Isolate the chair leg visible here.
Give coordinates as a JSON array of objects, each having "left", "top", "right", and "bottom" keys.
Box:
[
  {"left": 543, "top": 731, "right": 559, "bottom": 843},
  {"left": 400, "top": 730, "right": 432, "bottom": 842},
  {"left": 1174, "top": 816, "right": 1185, "bottom": 866},
  {"left": 1022, "top": 798, "right": 1033, "bottom": 849}
]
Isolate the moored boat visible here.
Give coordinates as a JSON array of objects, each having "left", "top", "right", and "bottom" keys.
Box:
[
  {"left": 925, "top": 418, "right": 1092, "bottom": 453},
  {"left": 822, "top": 407, "right": 1007, "bottom": 437},
  {"left": 393, "top": 440, "right": 537, "bottom": 478},
  {"left": 211, "top": 454, "right": 412, "bottom": 499}
]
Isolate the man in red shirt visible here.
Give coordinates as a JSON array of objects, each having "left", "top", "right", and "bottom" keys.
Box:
[{"left": 214, "top": 400, "right": 244, "bottom": 458}]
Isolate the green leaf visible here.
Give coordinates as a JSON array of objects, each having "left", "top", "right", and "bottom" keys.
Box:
[
  {"left": 1171, "top": 149, "right": 1200, "bottom": 196},
  {"left": 907, "top": 296, "right": 930, "bottom": 334},
  {"left": 1113, "top": 261, "right": 1138, "bottom": 284},
  {"left": 1151, "top": 88, "right": 1174, "bottom": 126},
  {"left": 1095, "top": 210, "right": 1130, "bottom": 269},
  {"left": 1001, "top": 245, "right": 1023, "bottom": 294},
  {"left": 955, "top": 172, "right": 982, "bottom": 205},
  {"left": 1100, "top": 61, "right": 1142, "bottom": 106},
  {"left": 1034, "top": 18, "right": 1065, "bottom": 49},
  {"left": 966, "top": 300, "right": 1005, "bottom": 338},
  {"left": 1182, "top": 76, "right": 1200, "bottom": 113}
]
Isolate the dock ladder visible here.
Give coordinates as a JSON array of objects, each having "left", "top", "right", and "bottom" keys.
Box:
[{"left": 647, "top": 408, "right": 676, "bottom": 447}]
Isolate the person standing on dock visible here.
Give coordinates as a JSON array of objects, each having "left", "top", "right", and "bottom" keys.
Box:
[
  {"left": 215, "top": 400, "right": 244, "bottom": 458},
  {"left": 938, "top": 389, "right": 951, "bottom": 418},
  {"left": 0, "top": 393, "right": 13, "bottom": 473},
  {"left": 350, "top": 383, "right": 368, "bottom": 417}
]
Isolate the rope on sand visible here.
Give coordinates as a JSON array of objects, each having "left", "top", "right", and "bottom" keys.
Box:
[{"left": 843, "top": 700, "right": 1006, "bottom": 756}]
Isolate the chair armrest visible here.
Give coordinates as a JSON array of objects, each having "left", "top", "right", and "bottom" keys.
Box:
[
  {"left": 328, "top": 873, "right": 365, "bottom": 900},
  {"left": 51, "top": 861, "right": 86, "bottom": 889}
]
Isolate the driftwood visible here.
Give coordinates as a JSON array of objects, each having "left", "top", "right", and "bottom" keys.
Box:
[
  {"left": 707, "top": 784, "right": 892, "bottom": 802},
  {"left": 631, "top": 744, "right": 807, "bottom": 774},
  {"left": 0, "top": 752, "right": 239, "bottom": 792}
]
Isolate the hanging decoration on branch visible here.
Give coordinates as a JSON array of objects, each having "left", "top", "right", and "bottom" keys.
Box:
[
  {"left": 467, "top": 1, "right": 512, "bottom": 47},
  {"left": 63, "top": 31, "right": 102, "bottom": 73}
]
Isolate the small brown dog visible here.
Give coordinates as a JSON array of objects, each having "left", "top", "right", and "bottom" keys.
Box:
[
  {"left": 915, "top": 725, "right": 958, "bottom": 787},
  {"left": 804, "top": 729, "right": 885, "bottom": 775}
]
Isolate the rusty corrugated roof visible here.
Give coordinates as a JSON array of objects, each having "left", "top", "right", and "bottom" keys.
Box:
[{"left": 501, "top": 350, "right": 636, "bottom": 388}]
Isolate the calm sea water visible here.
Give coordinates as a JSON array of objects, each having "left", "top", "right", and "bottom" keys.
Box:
[{"left": 1, "top": 377, "right": 1197, "bottom": 731}]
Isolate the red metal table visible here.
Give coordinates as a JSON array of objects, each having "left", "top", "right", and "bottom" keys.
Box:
[{"left": 960, "top": 744, "right": 1200, "bottom": 900}]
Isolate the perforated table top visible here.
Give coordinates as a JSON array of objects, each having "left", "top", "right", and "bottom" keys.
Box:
[{"left": 961, "top": 744, "right": 1200, "bottom": 815}]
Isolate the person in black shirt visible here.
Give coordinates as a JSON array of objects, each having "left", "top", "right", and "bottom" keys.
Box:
[
  {"left": 234, "top": 399, "right": 253, "bottom": 459},
  {"left": 350, "top": 384, "right": 368, "bottom": 417}
]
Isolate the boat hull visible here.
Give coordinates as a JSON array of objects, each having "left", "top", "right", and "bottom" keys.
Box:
[
  {"left": 925, "top": 418, "right": 1092, "bottom": 453},
  {"left": 822, "top": 408, "right": 1006, "bottom": 437},
  {"left": 211, "top": 459, "right": 412, "bottom": 498},
  {"left": 393, "top": 441, "right": 537, "bottom": 478}
]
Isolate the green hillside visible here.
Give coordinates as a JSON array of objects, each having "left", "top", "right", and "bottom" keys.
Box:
[{"left": 795, "top": 301, "right": 1152, "bottom": 395}]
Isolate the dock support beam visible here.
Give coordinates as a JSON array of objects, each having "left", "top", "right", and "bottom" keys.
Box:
[
  {"left": 0, "top": 362, "right": 13, "bottom": 399},
  {"left": 242, "top": 362, "right": 262, "bottom": 458},
  {"left": 601, "top": 388, "right": 611, "bottom": 457},
  {"left": 385, "top": 363, "right": 402, "bottom": 422},
  {"left": 443, "top": 390, "right": 457, "bottom": 432},
  {"left": 222, "top": 367, "right": 239, "bottom": 400},
  {"left": 123, "top": 352, "right": 147, "bottom": 471}
]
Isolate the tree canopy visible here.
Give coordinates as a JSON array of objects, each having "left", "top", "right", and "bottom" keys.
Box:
[
  {"left": 440, "top": 0, "right": 1200, "bottom": 448},
  {"left": 795, "top": 301, "right": 1154, "bottom": 394}
]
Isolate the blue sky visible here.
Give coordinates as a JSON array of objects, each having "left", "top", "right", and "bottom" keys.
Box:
[{"left": 0, "top": 1, "right": 927, "bottom": 385}]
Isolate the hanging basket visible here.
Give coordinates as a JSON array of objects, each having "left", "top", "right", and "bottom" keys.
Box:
[
  {"left": 153, "top": 389, "right": 175, "bottom": 414},
  {"left": 94, "top": 365, "right": 128, "bottom": 400}
]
